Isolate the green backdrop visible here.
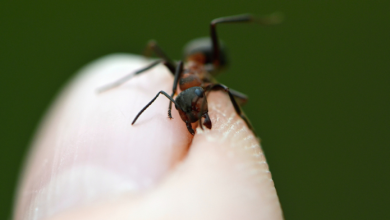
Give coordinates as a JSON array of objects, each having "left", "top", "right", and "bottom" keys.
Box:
[{"left": 1, "top": 1, "right": 389, "bottom": 219}]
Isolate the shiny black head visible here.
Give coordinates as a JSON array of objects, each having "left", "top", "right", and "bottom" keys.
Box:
[
  {"left": 174, "top": 87, "right": 211, "bottom": 130},
  {"left": 183, "top": 37, "right": 228, "bottom": 70}
]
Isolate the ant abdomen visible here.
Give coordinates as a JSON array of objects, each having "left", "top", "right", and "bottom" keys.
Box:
[{"left": 183, "top": 37, "right": 228, "bottom": 70}]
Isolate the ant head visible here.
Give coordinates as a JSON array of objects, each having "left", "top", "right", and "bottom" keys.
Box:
[
  {"left": 183, "top": 37, "right": 228, "bottom": 70},
  {"left": 175, "top": 87, "right": 211, "bottom": 129}
]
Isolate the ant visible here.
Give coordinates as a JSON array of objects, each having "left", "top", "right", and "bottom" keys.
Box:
[{"left": 98, "top": 13, "right": 282, "bottom": 135}]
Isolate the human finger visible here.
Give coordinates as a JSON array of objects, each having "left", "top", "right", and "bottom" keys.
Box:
[
  {"left": 13, "top": 54, "right": 192, "bottom": 220},
  {"left": 44, "top": 81, "right": 283, "bottom": 220}
]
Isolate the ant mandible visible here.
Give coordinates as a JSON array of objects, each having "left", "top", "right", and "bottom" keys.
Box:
[{"left": 98, "top": 13, "right": 281, "bottom": 135}]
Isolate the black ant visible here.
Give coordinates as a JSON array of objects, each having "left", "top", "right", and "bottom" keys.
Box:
[{"left": 98, "top": 13, "right": 282, "bottom": 135}]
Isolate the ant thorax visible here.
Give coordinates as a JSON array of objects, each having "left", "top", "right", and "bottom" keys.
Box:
[{"left": 179, "top": 61, "right": 212, "bottom": 91}]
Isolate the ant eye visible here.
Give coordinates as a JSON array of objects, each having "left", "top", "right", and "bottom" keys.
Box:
[{"left": 194, "top": 88, "right": 204, "bottom": 97}]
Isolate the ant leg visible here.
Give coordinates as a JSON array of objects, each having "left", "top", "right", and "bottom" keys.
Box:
[
  {"left": 143, "top": 40, "right": 176, "bottom": 74},
  {"left": 142, "top": 40, "right": 183, "bottom": 119},
  {"left": 210, "top": 13, "right": 282, "bottom": 67},
  {"left": 207, "top": 84, "right": 254, "bottom": 131},
  {"left": 185, "top": 121, "right": 195, "bottom": 135},
  {"left": 98, "top": 60, "right": 161, "bottom": 93},
  {"left": 167, "top": 61, "right": 184, "bottom": 119},
  {"left": 198, "top": 112, "right": 211, "bottom": 131},
  {"left": 97, "top": 59, "right": 176, "bottom": 93},
  {"left": 132, "top": 90, "right": 183, "bottom": 125},
  {"left": 211, "top": 14, "right": 255, "bottom": 67},
  {"left": 229, "top": 88, "right": 248, "bottom": 106}
]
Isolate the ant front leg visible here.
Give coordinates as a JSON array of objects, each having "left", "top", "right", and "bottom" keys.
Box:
[
  {"left": 168, "top": 61, "right": 184, "bottom": 119},
  {"left": 185, "top": 121, "right": 195, "bottom": 135},
  {"left": 142, "top": 40, "right": 184, "bottom": 119},
  {"left": 207, "top": 83, "right": 254, "bottom": 131},
  {"left": 132, "top": 90, "right": 183, "bottom": 125},
  {"left": 229, "top": 88, "right": 248, "bottom": 106}
]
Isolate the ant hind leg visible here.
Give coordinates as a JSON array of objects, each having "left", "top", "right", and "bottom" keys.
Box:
[
  {"left": 143, "top": 40, "right": 176, "bottom": 74},
  {"left": 143, "top": 40, "right": 184, "bottom": 119}
]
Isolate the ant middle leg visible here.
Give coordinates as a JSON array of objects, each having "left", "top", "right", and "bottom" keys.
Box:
[
  {"left": 98, "top": 60, "right": 160, "bottom": 93},
  {"left": 185, "top": 121, "right": 195, "bottom": 135},
  {"left": 97, "top": 60, "right": 175, "bottom": 93},
  {"left": 99, "top": 40, "right": 178, "bottom": 93}
]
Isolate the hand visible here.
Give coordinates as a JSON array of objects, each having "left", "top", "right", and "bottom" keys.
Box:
[{"left": 13, "top": 54, "right": 283, "bottom": 220}]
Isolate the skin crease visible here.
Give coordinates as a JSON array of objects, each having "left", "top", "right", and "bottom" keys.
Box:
[{"left": 13, "top": 54, "right": 283, "bottom": 220}]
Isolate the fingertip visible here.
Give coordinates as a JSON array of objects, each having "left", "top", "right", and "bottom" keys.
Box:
[
  {"left": 14, "top": 54, "right": 192, "bottom": 220},
  {"left": 187, "top": 91, "right": 283, "bottom": 219}
]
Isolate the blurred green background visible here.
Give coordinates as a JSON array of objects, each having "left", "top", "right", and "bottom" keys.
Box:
[{"left": 1, "top": 1, "right": 389, "bottom": 219}]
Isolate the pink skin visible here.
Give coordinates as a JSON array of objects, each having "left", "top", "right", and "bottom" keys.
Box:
[{"left": 13, "top": 54, "right": 283, "bottom": 220}]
